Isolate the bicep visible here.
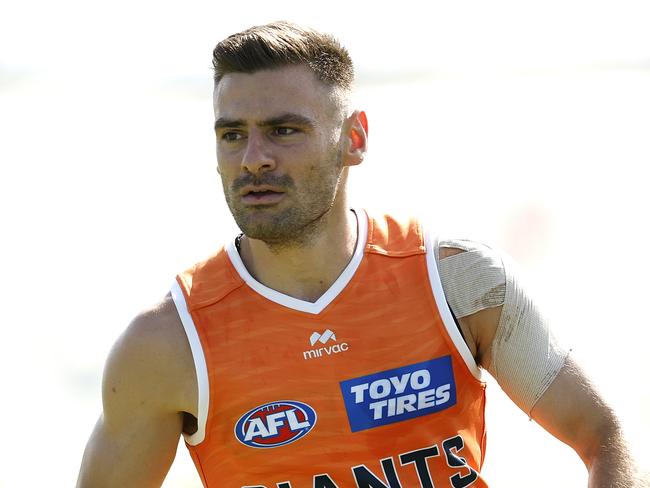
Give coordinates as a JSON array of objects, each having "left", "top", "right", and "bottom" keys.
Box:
[
  {"left": 440, "top": 239, "right": 627, "bottom": 468},
  {"left": 77, "top": 309, "right": 188, "bottom": 488},
  {"left": 443, "top": 242, "right": 568, "bottom": 413}
]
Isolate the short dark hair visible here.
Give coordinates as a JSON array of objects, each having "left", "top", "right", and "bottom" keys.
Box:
[{"left": 212, "top": 21, "right": 354, "bottom": 89}]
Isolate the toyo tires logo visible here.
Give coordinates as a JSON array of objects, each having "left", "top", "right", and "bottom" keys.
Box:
[
  {"left": 340, "top": 356, "right": 456, "bottom": 432},
  {"left": 234, "top": 400, "right": 317, "bottom": 448}
]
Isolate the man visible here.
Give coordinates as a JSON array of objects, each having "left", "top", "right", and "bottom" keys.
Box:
[{"left": 77, "top": 22, "right": 646, "bottom": 487}]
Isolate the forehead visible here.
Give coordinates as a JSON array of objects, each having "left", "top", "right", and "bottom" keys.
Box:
[{"left": 213, "top": 65, "right": 339, "bottom": 122}]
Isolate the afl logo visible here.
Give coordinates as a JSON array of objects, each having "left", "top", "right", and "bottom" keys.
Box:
[{"left": 234, "top": 400, "right": 318, "bottom": 448}]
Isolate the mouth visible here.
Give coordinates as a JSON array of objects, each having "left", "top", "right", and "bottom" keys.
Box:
[{"left": 240, "top": 186, "right": 285, "bottom": 205}]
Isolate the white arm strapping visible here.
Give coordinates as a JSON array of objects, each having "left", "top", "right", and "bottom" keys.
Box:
[{"left": 437, "top": 239, "right": 569, "bottom": 414}]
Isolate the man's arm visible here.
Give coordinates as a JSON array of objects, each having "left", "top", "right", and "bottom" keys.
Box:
[
  {"left": 439, "top": 245, "right": 647, "bottom": 487},
  {"left": 531, "top": 357, "right": 646, "bottom": 487},
  {"left": 77, "top": 296, "right": 197, "bottom": 488},
  {"left": 463, "top": 306, "right": 646, "bottom": 486}
]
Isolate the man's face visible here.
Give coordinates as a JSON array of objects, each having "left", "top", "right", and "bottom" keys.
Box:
[{"left": 214, "top": 65, "right": 347, "bottom": 246}]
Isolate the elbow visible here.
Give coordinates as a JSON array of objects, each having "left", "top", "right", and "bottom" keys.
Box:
[{"left": 575, "top": 408, "right": 623, "bottom": 469}]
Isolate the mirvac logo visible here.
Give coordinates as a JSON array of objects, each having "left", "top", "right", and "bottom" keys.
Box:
[
  {"left": 340, "top": 356, "right": 456, "bottom": 432},
  {"left": 302, "top": 329, "right": 349, "bottom": 360},
  {"left": 234, "top": 400, "right": 317, "bottom": 448}
]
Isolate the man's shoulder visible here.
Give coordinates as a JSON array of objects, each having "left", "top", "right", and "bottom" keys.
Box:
[
  {"left": 362, "top": 208, "right": 424, "bottom": 256},
  {"left": 103, "top": 294, "right": 196, "bottom": 416},
  {"left": 176, "top": 244, "right": 246, "bottom": 309},
  {"left": 116, "top": 295, "right": 186, "bottom": 358}
]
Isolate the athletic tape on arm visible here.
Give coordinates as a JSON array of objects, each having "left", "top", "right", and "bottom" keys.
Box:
[{"left": 438, "top": 239, "right": 569, "bottom": 414}]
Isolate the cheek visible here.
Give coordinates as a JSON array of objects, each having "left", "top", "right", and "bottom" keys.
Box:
[
  {"left": 216, "top": 140, "right": 245, "bottom": 159},
  {"left": 216, "top": 150, "right": 241, "bottom": 175},
  {"left": 216, "top": 147, "right": 230, "bottom": 164},
  {"left": 216, "top": 163, "right": 237, "bottom": 187}
]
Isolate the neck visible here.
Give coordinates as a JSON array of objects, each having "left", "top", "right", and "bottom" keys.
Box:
[{"left": 238, "top": 205, "right": 359, "bottom": 303}]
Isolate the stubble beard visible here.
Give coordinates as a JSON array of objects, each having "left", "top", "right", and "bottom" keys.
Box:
[{"left": 222, "top": 151, "right": 344, "bottom": 251}]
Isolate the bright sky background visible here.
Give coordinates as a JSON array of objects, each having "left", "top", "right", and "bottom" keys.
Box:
[{"left": 1, "top": 1, "right": 649, "bottom": 486}]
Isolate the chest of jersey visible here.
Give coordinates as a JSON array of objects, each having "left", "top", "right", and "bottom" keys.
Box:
[{"left": 177, "top": 213, "right": 488, "bottom": 488}]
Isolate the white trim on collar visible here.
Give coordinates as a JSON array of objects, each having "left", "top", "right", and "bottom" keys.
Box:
[{"left": 225, "top": 208, "right": 368, "bottom": 315}]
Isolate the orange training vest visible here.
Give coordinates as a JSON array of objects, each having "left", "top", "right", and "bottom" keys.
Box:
[{"left": 173, "top": 210, "right": 489, "bottom": 488}]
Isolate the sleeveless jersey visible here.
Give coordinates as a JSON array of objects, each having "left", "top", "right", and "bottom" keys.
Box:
[{"left": 171, "top": 210, "right": 489, "bottom": 488}]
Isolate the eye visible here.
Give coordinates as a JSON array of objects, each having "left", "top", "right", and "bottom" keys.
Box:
[
  {"left": 220, "top": 131, "right": 245, "bottom": 142},
  {"left": 273, "top": 127, "right": 298, "bottom": 136}
]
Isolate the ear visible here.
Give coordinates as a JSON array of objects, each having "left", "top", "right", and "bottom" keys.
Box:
[{"left": 342, "top": 110, "right": 368, "bottom": 167}]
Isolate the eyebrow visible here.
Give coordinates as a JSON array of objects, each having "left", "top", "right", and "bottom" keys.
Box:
[{"left": 214, "top": 113, "right": 315, "bottom": 132}]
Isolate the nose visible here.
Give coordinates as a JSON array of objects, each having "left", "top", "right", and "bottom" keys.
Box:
[{"left": 241, "top": 131, "right": 276, "bottom": 175}]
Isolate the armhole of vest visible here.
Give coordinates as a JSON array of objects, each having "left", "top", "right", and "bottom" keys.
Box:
[
  {"left": 170, "top": 280, "right": 210, "bottom": 446},
  {"left": 423, "top": 231, "right": 482, "bottom": 381}
]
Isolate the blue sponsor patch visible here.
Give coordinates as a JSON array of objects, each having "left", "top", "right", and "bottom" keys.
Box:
[{"left": 340, "top": 356, "right": 456, "bottom": 432}]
